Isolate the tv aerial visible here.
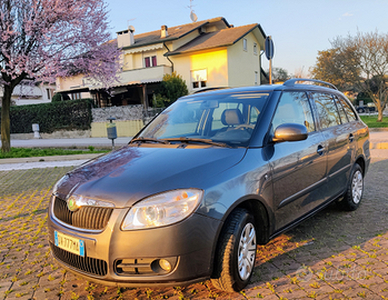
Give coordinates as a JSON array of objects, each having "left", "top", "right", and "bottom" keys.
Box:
[
  {"left": 189, "top": 0, "right": 198, "bottom": 22},
  {"left": 127, "top": 18, "right": 136, "bottom": 32}
]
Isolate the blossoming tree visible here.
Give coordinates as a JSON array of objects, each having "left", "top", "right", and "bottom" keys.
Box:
[{"left": 0, "top": 0, "right": 120, "bottom": 152}]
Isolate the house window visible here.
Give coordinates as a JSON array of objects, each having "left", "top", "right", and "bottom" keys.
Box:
[
  {"left": 191, "top": 69, "right": 207, "bottom": 89},
  {"left": 243, "top": 38, "right": 247, "bottom": 51},
  {"left": 253, "top": 43, "right": 258, "bottom": 55},
  {"left": 46, "top": 88, "right": 52, "bottom": 100},
  {"left": 71, "top": 92, "right": 81, "bottom": 100},
  {"left": 144, "top": 55, "right": 157, "bottom": 68}
]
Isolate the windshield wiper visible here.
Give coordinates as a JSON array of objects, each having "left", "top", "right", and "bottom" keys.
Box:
[
  {"left": 164, "top": 137, "right": 230, "bottom": 148},
  {"left": 129, "top": 137, "right": 170, "bottom": 145}
]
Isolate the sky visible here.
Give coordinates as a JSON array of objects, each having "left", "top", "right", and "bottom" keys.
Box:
[{"left": 105, "top": 0, "right": 388, "bottom": 76}]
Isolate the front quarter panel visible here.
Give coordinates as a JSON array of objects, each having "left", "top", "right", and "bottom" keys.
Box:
[{"left": 196, "top": 148, "right": 273, "bottom": 224}]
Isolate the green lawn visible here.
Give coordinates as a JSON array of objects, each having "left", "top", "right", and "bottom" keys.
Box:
[
  {"left": 360, "top": 115, "right": 388, "bottom": 128},
  {"left": 0, "top": 147, "right": 109, "bottom": 159}
]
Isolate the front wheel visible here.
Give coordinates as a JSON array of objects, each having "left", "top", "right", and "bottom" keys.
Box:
[
  {"left": 338, "top": 163, "right": 364, "bottom": 211},
  {"left": 211, "top": 209, "right": 257, "bottom": 292}
]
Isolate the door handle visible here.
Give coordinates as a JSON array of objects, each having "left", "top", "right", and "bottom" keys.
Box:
[{"left": 317, "top": 145, "right": 325, "bottom": 155}]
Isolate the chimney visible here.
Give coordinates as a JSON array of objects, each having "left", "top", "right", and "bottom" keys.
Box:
[
  {"left": 117, "top": 26, "right": 135, "bottom": 48},
  {"left": 161, "top": 25, "right": 168, "bottom": 38}
]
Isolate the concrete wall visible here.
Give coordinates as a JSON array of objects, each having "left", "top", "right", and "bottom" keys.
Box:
[
  {"left": 91, "top": 120, "right": 143, "bottom": 137},
  {"left": 91, "top": 105, "right": 145, "bottom": 137}
]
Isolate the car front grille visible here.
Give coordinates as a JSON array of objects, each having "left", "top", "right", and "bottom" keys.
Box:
[
  {"left": 53, "top": 196, "right": 113, "bottom": 230},
  {"left": 50, "top": 242, "right": 108, "bottom": 277}
]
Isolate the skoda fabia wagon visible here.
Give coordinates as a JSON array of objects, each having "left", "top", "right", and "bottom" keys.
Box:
[{"left": 48, "top": 79, "right": 370, "bottom": 292}]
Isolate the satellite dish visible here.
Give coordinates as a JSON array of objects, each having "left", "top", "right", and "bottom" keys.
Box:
[
  {"left": 190, "top": 11, "right": 198, "bottom": 22},
  {"left": 128, "top": 25, "right": 135, "bottom": 33}
]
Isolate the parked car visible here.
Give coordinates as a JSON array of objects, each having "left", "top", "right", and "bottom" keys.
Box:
[
  {"left": 48, "top": 79, "right": 370, "bottom": 292},
  {"left": 356, "top": 102, "right": 376, "bottom": 113}
]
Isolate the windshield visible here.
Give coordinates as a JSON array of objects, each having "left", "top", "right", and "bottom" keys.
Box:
[{"left": 138, "top": 92, "right": 270, "bottom": 146}]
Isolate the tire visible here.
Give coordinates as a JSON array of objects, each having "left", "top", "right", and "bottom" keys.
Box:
[
  {"left": 211, "top": 208, "right": 257, "bottom": 292},
  {"left": 357, "top": 108, "right": 365, "bottom": 113},
  {"left": 338, "top": 163, "right": 364, "bottom": 211}
]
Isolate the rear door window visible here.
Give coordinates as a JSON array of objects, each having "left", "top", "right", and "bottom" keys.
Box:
[{"left": 311, "top": 93, "right": 341, "bottom": 129}]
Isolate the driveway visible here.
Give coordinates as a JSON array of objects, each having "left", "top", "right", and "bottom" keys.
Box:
[{"left": 0, "top": 155, "right": 387, "bottom": 299}]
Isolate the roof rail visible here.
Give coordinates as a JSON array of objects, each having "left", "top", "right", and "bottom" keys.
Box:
[{"left": 283, "top": 78, "right": 338, "bottom": 90}]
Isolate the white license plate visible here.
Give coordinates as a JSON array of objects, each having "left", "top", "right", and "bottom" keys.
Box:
[{"left": 54, "top": 231, "right": 85, "bottom": 257}]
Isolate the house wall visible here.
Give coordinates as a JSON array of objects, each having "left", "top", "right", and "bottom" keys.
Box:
[
  {"left": 123, "top": 46, "right": 171, "bottom": 72},
  {"left": 56, "top": 75, "right": 85, "bottom": 91},
  {"left": 172, "top": 49, "right": 229, "bottom": 93},
  {"left": 227, "top": 32, "right": 261, "bottom": 87},
  {"left": 2, "top": 82, "right": 56, "bottom": 106}
]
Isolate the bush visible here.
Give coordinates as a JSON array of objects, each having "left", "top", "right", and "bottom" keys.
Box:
[
  {"left": 0, "top": 99, "right": 93, "bottom": 133},
  {"left": 156, "top": 72, "right": 188, "bottom": 107},
  {"left": 51, "top": 93, "right": 70, "bottom": 102}
]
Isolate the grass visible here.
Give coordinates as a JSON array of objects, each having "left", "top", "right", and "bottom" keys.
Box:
[
  {"left": 360, "top": 115, "right": 388, "bottom": 128},
  {"left": 0, "top": 147, "right": 109, "bottom": 159}
]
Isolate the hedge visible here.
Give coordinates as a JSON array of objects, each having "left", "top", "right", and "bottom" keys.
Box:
[{"left": 0, "top": 99, "right": 93, "bottom": 134}]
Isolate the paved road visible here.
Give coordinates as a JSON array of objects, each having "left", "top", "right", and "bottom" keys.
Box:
[
  {"left": 1, "top": 131, "right": 387, "bottom": 170},
  {"left": 6, "top": 130, "right": 388, "bottom": 149},
  {"left": 9, "top": 137, "right": 132, "bottom": 149}
]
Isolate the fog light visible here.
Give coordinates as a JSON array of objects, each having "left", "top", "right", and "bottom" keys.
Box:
[{"left": 159, "top": 259, "right": 172, "bottom": 272}]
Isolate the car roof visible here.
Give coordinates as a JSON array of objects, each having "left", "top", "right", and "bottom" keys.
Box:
[{"left": 182, "top": 78, "right": 342, "bottom": 99}]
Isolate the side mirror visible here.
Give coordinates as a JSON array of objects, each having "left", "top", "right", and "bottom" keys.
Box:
[{"left": 272, "top": 123, "right": 308, "bottom": 143}]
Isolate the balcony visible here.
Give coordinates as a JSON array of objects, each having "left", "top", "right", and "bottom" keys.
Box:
[{"left": 116, "top": 65, "right": 172, "bottom": 86}]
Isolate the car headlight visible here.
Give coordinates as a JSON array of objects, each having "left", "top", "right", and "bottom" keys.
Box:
[
  {"left": 121, "top": 189, "right": 203, "bottom": 230},
  {"left": 66, "top": 194, "right": 115, "bottom": 212}
]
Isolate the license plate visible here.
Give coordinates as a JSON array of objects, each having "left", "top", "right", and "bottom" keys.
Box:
[{"left": 54, "top": 231, "right": 85, "bottom": 257}]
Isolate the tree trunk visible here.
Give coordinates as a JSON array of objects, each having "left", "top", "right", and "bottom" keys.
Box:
[
  {"left": 377, "top": 108, "right": 384, "bottom": 122},
  {"left": 1, "top": 85, "right": 12, "bottom": 152}
]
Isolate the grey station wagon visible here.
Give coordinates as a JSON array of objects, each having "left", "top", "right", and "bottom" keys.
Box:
[{"left": 48, "top": 79, "right": 370, "bottom": 292}]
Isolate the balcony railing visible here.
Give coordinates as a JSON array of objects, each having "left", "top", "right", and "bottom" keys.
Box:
[{"left": 118, "top": 65, "right": 172, "bottom": 85}]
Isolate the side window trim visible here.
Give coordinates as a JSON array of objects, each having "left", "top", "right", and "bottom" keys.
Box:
[
  {"left": 333, "top": 95, "right": 349, "bottom": 124},
  {"left": 338, "top": 95, "right": 358, "bottom": 122}
]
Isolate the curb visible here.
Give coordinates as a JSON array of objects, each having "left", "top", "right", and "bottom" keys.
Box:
[
  {"left": 0, "top": 153, "right": 102, "bottom": 165},
  {"left": 370, "top": 142, "right": 388, "bottom": 150}
]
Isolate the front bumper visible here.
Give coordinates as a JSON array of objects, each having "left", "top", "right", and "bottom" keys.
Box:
[{"left": 48, "top": 202, "right": 222, "bottom": 287}]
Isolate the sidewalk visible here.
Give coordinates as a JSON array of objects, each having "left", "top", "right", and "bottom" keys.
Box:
[
  {"left": 9, "top": 136, "right": 132, "bottom": 149},
  {"left": 0, "top": 137, "right": 132, "bottom": 170}
]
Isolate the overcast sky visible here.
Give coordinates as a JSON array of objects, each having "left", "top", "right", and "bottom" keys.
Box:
[{"left": 105, "top": 0, "right": 388, "bottom": 76}]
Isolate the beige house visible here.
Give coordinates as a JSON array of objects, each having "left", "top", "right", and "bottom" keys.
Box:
[
  {"left": 0, "top": 81, "right": 56, "bottom": 106},
  {"left": 56, "top": 17, "right": 268, "bottom": 108}
]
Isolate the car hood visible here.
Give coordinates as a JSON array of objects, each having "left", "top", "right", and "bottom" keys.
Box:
[{"left": 55, "top": 145, "right": 247, "bottom": 208}]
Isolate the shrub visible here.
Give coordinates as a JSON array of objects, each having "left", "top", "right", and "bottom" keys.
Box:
[
  {"left": 156, "top": 72, "right": 188, "bottom": 107},
  {"left": 0, "top": 99, "right": 93, "bottom": 133},
  {"left": 52, "top": 93, "right": 72, "bottom": 102}
]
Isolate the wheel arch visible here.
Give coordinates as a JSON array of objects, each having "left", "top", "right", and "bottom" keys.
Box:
[
  {"left": 209, "top": 197, "right": 272, "bottom": 276},
  {"left": 355, "top": 155, "right": 366, "bottom": 175}
]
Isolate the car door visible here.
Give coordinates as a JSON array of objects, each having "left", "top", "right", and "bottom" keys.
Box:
[
  {"left": 268, "top": 91, "right": 327, "bottom": 231},
  {"left": 311, "top": 92, "right": 355, "bottom": 199}
]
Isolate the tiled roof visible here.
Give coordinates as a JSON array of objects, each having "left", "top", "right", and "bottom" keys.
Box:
[
  {"left": 122, "top": 17, "right": 229, "bottom": 50},
  {"left": 165, "top": 24, "right": 262, "bottom": 56}
]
